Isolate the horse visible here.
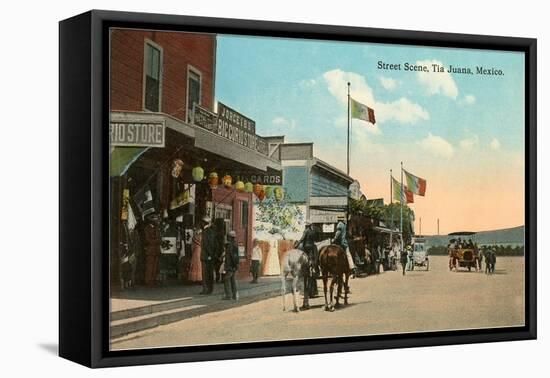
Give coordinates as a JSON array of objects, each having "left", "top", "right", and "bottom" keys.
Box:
[
  {"left": 318, "top": 244, "right": 351, "bottom": 312},
  {"left": 280, "top": 249, "right": 310, "bottom": 312}
]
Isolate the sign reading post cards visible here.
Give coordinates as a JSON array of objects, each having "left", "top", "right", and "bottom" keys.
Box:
[{"left": 110, "top": 120, "right": 165, "bottom": 147}]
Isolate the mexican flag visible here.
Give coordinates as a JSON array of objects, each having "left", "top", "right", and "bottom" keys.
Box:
[
  {"left": 392, "top": 177, "right": 414, "bottom": 204},
  {"left": 404, "top": 169, "right": 427, "bottom": 196},
  {"left": 351, "top": 97, "right": 376, "bottom": 124}
]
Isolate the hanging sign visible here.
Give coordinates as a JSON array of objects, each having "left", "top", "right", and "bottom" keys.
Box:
[
  {"left": 110, "top": 120, "right": 165, "bottom": 147},
  {"left": 193, "top": 102, "right": 268, "bottom": 155}
]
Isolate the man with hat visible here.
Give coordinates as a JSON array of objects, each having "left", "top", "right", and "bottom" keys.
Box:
[
  {"left": 222, "top": 230, "right": 240, "bottom": 300},
  {"left": 200, "top": 216, "right": 216, "bottom": 294},
  {"left": 143, "top": 213, "right": 161, "bottom": 286},
  {"left": 333, "top": 215, "right": 357, "bottom": 277},
  {"left": 297, "top": 220, "right": 319, "bottom": 298}
]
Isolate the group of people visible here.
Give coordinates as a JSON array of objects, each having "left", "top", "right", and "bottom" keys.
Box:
[
  {"left": 295, "top": 216, "right": 358, "bottom": 298},
  {"left": 449, "top": 237, "right": 475, "bottom": 250},
  {"left": 192, "top": 216, "right": 264, "bottom": 300},
  {"left": 195, "top": 216, "right": 247, "bottom": 300}
]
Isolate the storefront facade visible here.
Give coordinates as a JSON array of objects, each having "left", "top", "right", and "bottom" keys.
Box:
[
  {"left": 109, "top": 30, "right": 282, "bottom": 288},
  {"left": 279, "top": 142, "right": 355, "bottom": 237}
]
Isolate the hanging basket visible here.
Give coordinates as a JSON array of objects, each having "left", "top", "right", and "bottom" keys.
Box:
[
  {"left": 222, "top": 174, "right": 233, "bottom": 188},
  {"left": 208, "top": 172, "right": 218, "bottom": 189},
  {"left": 274, "top": 187, "right": 284, "bottom": 201},
  {"left": 235, "top": 181, "right": 245, "bottom": 191},
  {"left": 264, "top": 185, "right": 273, "bottom": 199},
  {"left": 253, "top": 183, "right": 263, "bottom": 197},
  {"left": 258, "top": 189, "right": 266, "bottom": 202},
  {"left": 192, "top": 166, "right": 204, "bottom": 182}
]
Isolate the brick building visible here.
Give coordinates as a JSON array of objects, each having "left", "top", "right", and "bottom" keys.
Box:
[
  {"left": 110, "top": 29, "right": 216, "bottom": 121},
  {"left": 109, "top": 29, "right": 282, "bottom": 288}
]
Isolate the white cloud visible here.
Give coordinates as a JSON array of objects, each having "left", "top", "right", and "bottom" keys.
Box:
[
  {"left": 463, "top": 94, "right": 476, "bottom": 105},
  {"left": 299, "top": 78, "right": 317, "bottom": 88},
  {"left": 272, "top": 117, "right": 297, "bottom": 130},
  {"left": 489, "top": 138, "right": 501, "bottom": 150},
  {"left": 418, "top": 133, "right": 454, "bottom": 159},
  {"left": 323, "top": 69, "right": 429, "bottom": 125},
  {"left": 379, "top": 76, "right": 397, "bottom": 91},
  {"left": 416, "top": 59, "right": 459, "bottom": 99},
  {"left": 376, "top": 98, "right": 429, "bottom": 124},
  {"left": 459, "top": 134, "right": 479, "bottom": 151}
]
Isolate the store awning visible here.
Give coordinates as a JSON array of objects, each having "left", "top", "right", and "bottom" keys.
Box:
[{"left": 110, "top": 146, "right": 149, "bottom": 176}]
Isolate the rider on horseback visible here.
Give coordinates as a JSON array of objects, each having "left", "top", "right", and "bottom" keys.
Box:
[{"left": 333, "top": 216, "right": 357, "bottom": 278}]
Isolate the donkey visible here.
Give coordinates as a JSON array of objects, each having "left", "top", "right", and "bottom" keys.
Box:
[
  {"left": 319, "top": 244, "right": 351, "bottom": 311},
  {"left": 280, "top": 249, "right": 310, "bottom": 312}
]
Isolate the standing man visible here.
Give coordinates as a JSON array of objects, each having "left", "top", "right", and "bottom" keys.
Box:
[
  {"left": 298, "top": 221, "right": 318, "bottom": 297},
  {"left": 200, "top": 216, "right": 216, "bottom": 295},
  {"left": 223, "top": 230, "right": 239, "bottom": 300},
  {"left": 143, "top": 213, "right": 161, "bottom": 286},
  {"left": 250, "top": 239, "right": 262, "bottom": 284},
  {"left": 333, "top": 216, "right": 357, "bottom": 277}
]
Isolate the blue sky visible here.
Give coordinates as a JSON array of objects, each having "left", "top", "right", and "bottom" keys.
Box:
[{"left": 214, "top": 34, "right": 525, "bottom": 233}]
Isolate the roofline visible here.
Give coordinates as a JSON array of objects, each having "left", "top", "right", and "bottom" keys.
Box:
[{"left": 312, "top": 158, "right": 354, "bottom": 184}]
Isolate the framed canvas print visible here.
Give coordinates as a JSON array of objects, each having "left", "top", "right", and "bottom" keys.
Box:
[{"left": 59, "top": 10, "right": 536, "bottom": 368}]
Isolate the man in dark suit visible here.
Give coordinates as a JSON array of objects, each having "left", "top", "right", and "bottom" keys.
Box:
[
  {"left": 200, "top": 216, "right": 216, "bottom": 294},
  {"left": 222, "top": 230, "right": 240, "bottom": 300}
]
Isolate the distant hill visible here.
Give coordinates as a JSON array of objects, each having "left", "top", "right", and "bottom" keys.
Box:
[{"left": 421, "top": 226, "right": 524, "bottom": 247}]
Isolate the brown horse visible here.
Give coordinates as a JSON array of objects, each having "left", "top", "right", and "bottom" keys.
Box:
[{"left": 319, "top": 244, "right": 351, "bottom": 311}]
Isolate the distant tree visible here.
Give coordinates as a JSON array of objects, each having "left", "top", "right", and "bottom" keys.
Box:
[{"left": 349, "top": 198, "right": 415, "bottom": 243}]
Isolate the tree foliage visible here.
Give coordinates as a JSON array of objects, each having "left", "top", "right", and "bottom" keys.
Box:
[
  {"left": 254, "top": 197, "right": 304, "bottom": 239},
  {"left": 349, "top": 198, "right": 415, "bottom": 242}
]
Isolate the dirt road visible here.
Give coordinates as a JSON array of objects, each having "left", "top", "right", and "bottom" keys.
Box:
[{"left": 112, "top": 256, "right": 524, "bottom": 350}]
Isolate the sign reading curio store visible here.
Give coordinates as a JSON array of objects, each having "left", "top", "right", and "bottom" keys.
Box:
[
  {"left": 110, "top": 120, "right": 165, "bottom": 147},
  {"left": 193, "top": 102, "right": 268, "bottom": 156}
]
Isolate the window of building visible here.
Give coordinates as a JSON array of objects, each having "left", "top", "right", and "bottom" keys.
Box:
[
  {"left": 187, "top": 68, "right": 202, "bottom": 122},
  {"left": 144, "top": 42, "right": 162, "bottom": 112}
]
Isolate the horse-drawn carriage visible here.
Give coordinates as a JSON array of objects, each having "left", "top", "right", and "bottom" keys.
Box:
[{"left": 448, "top": 231, "right": 480, "bottom": 272}]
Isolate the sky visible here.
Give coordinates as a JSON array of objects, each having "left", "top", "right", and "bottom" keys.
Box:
[{"left": 214, "top": 34, "right": 525, "bottom": 235}]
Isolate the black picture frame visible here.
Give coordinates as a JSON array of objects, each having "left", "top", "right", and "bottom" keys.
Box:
[{"left": 59, "top": 9, "right": 537, "bottom": 368}]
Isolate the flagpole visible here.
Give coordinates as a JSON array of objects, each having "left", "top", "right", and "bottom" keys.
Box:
[
  {"left": 390, "top": 169, "right": 393, "bottom": 205},
  {"left": 347, "top": 82, "right": 351, "bottom": 175},
  {"left": 390, "top": 168, "right": 394, "bottom": 230},
  {"left": 400, "top": 161, "right": 403, "bottom": 234}
]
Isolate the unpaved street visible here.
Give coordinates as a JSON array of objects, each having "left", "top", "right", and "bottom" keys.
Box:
[{"left": 112, "top": 256, "right": 524, "bottom": 350}]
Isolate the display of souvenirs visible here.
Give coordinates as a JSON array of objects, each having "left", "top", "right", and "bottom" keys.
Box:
[
  {"left": 170, "top": 189, "right": 190, "bottom": 210},
  {"left": 121, "top": 188, "right": 130, "bottom": 220},
  {"left": 171, "top": 159, "right": 184, "bottom": 178}
]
